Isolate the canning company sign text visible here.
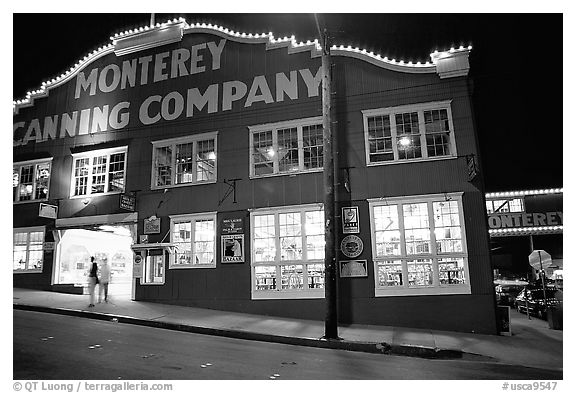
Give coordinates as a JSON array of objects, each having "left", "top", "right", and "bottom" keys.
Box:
[{"left": 14, "top": 38, "right": 323, "bottom": 146}]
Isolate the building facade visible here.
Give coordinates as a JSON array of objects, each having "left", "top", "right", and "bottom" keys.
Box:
[
  {"left": 486, "top": 188, "right": 563, "bottom": 282},
  {"left": 13, "top": 19, "right": 497, "bottom": 333}
]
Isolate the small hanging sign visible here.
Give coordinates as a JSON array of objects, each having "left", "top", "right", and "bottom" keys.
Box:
[{"left": 144, "top": 216, "right": 161, "bottom": 234}]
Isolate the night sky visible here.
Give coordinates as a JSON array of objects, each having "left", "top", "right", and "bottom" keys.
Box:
[{"left": 12, "top": 13, "right": 564, "bottom": 192}]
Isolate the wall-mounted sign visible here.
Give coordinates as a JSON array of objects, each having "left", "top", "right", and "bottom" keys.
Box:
[
  {"left": 120, "top": 193, "right": 136, "bottom": 211},
  {"left": 144, "top": 216, "right": 161, "bottom": 234},
  {"left": 487, "top": 212, "right": 563, "bottom": 229},
  {"left": 221, "top": 234, "right": 244, "bottom": 263},
  {"left": 222, "top": 218, "right": 244, "bottom": 235},
  {"left": 339, "top": 259, "right": 368, "bottom": 278},
  {"left": 133, "top": 254, "right": 143, "bottom": 278},
  {"left": 342, "top": 206, "right": 359, "bottom": 234},
  {"left": 43, "top": 242, "right": 55, "bottom": 251},
  {"left": 340, "top": 235, "right": 364, "bottom": 258},
  {"left": 39, "top": 203, "right": 58, "bottom": 219},
  {"left": 13, "top": 35, "right": 324, "bottom": 147}
]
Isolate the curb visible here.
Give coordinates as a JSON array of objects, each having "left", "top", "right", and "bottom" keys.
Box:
[{"left": 14, "top": 303, "right": 473, "bottom": 360}]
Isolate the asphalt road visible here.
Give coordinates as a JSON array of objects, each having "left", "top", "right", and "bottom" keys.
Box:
[{"left": 13, "top": 310, "right": 562, "bottom": 380}]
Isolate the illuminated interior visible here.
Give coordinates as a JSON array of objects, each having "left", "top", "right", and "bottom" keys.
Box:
[{"left": 55, "top": 225, "right": 135, "bottom": 296}]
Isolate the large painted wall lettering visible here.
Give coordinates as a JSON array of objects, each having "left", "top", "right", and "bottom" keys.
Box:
[{"left": 13, "top": 37, "right": 323, "bottom": 146}]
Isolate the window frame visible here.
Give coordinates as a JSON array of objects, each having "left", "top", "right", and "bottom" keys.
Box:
[
  {"left": 250, "top": 203, "right": 326, "bottom": 300},
  {"left": 368, "top": 193, "right": 471, "bottom": 296},
  {"left": 13, "top": 158, "right": 53, "bottom": 203},
  {"left": 150, "top": 132, "right": 218, "bottom": 190},
  {"left": 362, "top": 101, "right": 457, "bottom": 166},
  {"left": 486, "top": 198, "right": 525, "bottom": 214},
  {"left": 248, "top": 117, "right": 324, "bottom": 179},
  {"left": 13, "top": 226, "right": 45, "bottom": 273},
  {"left": 169, "top": 212, "right": 217, "bottom": 269},
  {"left": 69, "top": 146, "right": 128, "bottom": 198}
]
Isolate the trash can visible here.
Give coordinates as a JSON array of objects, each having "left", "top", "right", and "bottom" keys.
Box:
[{"left": 547, "top": 307, "right": 563, "bottom": 330}]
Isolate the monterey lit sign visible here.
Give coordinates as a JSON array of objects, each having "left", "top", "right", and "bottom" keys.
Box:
[{"left": 13, "top": 38, "right": 323, "bottom": 146}]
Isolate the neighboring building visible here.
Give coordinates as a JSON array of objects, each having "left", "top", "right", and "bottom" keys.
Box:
[
  {"left": 486, "top": 188, "right": 563, "bottom": 281},
  {"left": 13, "top": 19, "right": 497, "bottom": 333}
]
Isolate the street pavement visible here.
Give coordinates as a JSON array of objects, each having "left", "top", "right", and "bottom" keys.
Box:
[{"left": 12, "top": 288, "right": 563, "bottom": 372}]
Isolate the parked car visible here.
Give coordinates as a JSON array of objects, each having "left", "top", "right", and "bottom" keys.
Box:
[
  {"left": 495, "top": 284, "right": 525, "bottom": 306},
  {"left": 515, "top": 288, "right": 560, "bottom": 318}
]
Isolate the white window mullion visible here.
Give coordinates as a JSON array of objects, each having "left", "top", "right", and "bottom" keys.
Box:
[
  {"left": 16, "top": 167, "right": 22, "bottom": 202},
  {"left": 418, "top": 111, "right": 428, "bottom": 159},
  {"left": 390, "top": 112, "right": 399, "bottom": 160},
  {"left": 103, "top": 153, "right": 110, "bottom": 193},
  {"left": 272, "top": 129, "right": 279, "bottom": 174},
  {"left": 397, "top": 203, "right": 409, "bottom": 288},
  {"left": 297, "top": 125, "right": 305, "bottom": 171},
  {"left": 249, "top": 132, "right": 255, "bottom": 177},
  {"left": 427, "top": 202, "right": 440, "bottom": 287},
  {"left": 86, "top": 158, "right": 94, "bottom": 196},
  {"left": 171, "top": 143, "right": 177, "bottom": 185},
  {"left": 274, "top": 212, "right": 281, "bottom": 264},
  {"left": 24, "top": 232, "right": 31, "bottom": 269},
  {"left": 190, "top": 218, "right": 196, "bottom": 265},
  {"left": 301, "top": 210, "right": 308, "bottom": 261},
  {"left": 192, "top": 141, "right": 198, "bottom": 183}
]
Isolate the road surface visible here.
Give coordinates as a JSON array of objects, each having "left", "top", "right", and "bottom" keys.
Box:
[{"left": 13, "top": 310, "right": 562, "bottom": 380}]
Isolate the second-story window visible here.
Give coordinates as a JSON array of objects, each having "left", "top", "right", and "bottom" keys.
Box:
[
  {"left": 151, "top": 132, "right": 217, "bottom": 189},
  {"left": 363, "top": 101, "right": 456, "bottom": 165},
  {"left": 71, "top": 147, "right": 126, "bottom": 197},
  {"left": 249, "top": 117, "right": 323, "bottom": 178},
  {"left": 13, "top": 159, "right": 52, "bottom": 202}
]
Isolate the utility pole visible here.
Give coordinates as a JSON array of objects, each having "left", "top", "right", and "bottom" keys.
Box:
[{"left": 320, "top": 27, "right": 339, "bottom": 340}]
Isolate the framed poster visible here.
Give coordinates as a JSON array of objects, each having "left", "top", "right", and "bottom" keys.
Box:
[
  {"left": 340, "top": 260, "right": 368, "bottom": 278},
  {"left": 221, "top": 234, "right": 244, "bottom": 263},
  {"left": 342, "top": 206, "right": 359, "bottom": 234}
]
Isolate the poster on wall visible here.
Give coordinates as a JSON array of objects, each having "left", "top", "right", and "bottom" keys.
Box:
[
  {"left": 342, "top": 206, "right": 359, "bottom": 234},
  {"left": 339, "top": 260, "right": 368, "bottom": 278},
  {"left": 221, "top": 234, "right": 244, "bottom": 263}
]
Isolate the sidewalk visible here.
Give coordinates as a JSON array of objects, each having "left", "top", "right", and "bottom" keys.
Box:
[{"left": 13, "top": 288, "right": 562, "bottom": 371}]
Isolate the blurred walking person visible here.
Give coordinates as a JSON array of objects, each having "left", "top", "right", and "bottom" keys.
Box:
[
  {"left": 87, "top": 257, "right": 99, "bottom": 307},
  {"left": 98, "top": 258, "right": 111, "bottom": 303}
]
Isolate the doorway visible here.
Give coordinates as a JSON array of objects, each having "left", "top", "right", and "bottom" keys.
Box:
[{"left": 54, "top": 224, "right": 135, "bottom": 299}]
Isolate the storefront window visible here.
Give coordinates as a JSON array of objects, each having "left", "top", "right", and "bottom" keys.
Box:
[
  {"left": 13, "top": 160, "right": 52, "bottom": 202},
  {"left": 169, "top": 213, "right": 216, "bottom": 268},
  {"left": 363, "top": 101, "right": 456, "bottom": 165},
  {"left": 152, "top": 132, "right": 217, "bottom": 189},
  {"left": 369, "top": 193, "right": 470, "bottom": 296},
  {"left": 13, "top": 227, "right": 44, "bottom": 272},
  {"left": 71, "top": 147, "right": 126, "bottom": 197},
  {"left": 251, "top": 204, "right": 325, "bottom": 299},
  {"left": 249, "top": 117, "right": 323, "bottom": 177}
]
